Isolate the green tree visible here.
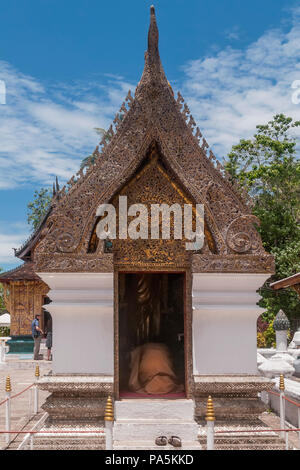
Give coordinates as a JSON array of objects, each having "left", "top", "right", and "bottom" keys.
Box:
[
  {"left": 80, "top": 127, "right": 108, "bottom": 169},
  {"left": 225, "top": 114, "right": 300, "bottom": 322},
  {"left": 27, "top": 188, "right": 52, "bottom": 231}
]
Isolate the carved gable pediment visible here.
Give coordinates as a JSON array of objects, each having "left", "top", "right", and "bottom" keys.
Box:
[{"left": 28, "top": 7, "right": 273, "bottom": 274}]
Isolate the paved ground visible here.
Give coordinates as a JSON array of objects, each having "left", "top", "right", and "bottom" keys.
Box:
[
  {"left": 0, "top": 359, "right": 51, "bottom": 449},
  {"left": 260, "top": 411, "right": 300, "bottom": 450},
  {"left": 1, "top": 359, "right": 299, "bottom": 450}
]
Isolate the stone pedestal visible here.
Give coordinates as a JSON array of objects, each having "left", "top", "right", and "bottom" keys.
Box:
[
  {"left": 193, "top": 375, "right": 273, "bottom": 423},
  {"left": 38, "top": 375, "right": 113, "bottom": 423}
]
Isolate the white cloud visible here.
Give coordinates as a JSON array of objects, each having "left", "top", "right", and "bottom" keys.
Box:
[
  {"left": 180, "top": 7, "right": 300, "bottom": 159},
  {"left": 1, "top": 8, "right": 300, "bottom": 190},
  {"left": 1, "top": 7, "right": 300, "bottom": 268},
  {"left": 0, "top": 63, "right": 135, "bottom": 189},
  {"left": 0, "top": 223, "right": 29, "bottom": 267}
]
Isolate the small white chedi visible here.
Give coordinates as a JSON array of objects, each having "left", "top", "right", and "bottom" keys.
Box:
[{"left": 258, "top": 310, "right": 295, "bottom": 378}]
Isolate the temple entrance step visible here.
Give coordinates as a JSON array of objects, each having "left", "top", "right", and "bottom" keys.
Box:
[
  {"left": 113, "top": 399, "right": 200, "bottom": 448},
  {"left": 113, "top": 420, "right": 200, "bottom": 442},
  {"left": 115, "top": 398, "right": 195, "bottom": 420},
  {"left": 113, "top": 440, "right": 201, "bottom": 450}
]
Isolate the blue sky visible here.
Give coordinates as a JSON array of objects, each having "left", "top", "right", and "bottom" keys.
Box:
[{"left": 0, "top": 0, "right": 300, "bottom": 269}]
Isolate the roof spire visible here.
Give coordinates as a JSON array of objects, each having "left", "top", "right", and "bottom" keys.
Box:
[
  {"left": 135, "top": 5, "right": 169, "bottom": 97},
  {"left": 148, "top": 5, "right": 160, "bottom": 64}
]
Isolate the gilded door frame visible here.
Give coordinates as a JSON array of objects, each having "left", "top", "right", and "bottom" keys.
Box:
[{"left": 113, "top": 265, "right": 193, "bottom": 400}]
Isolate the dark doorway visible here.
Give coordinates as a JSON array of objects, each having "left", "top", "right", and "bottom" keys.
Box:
[{"left": 119, "top": 272, "right": 185, "bottom": 398}]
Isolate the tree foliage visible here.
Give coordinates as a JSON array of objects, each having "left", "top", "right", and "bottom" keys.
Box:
[
  {"left": 27, "top": 188, "right": 52, "bottom": 231},
  {"left": 80, "top": 128, "right": 108, "bottom": 169},
  {"left": 225, "top": 114, "right": 300, "bottom": 324}
]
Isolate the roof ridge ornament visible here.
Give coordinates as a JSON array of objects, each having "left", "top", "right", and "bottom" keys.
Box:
[
  {"left": 148, "top": 5, "right": 159, "bottom": 64},
  {"left": 135, "top": 6, "right": 170, "bottom": 97},
  {"left": 175, "top": 88, "right": 253, "bottom": 208}
]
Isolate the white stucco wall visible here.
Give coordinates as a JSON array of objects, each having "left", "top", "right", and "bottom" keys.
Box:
[
  {"left": 38, "top": 271, "right": 269, "bottom": 377},
  {"left": 38, "top": 273, "right": 114, "bottom": 374},
  {"left": 192, "top": 273, "right": 270, "bottom": 375}
]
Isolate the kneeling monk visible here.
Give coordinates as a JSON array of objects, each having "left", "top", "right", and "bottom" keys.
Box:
[{"left": 128, "top": 342, "right": 183, "bottom": 394}]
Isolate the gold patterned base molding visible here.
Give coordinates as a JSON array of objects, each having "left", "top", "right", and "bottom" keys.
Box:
[
  {"left": 35, "top": 253, "right": 274, "bottom": 273},
  {"left": 193, "top": 375, "right": 273, "bottom": 397}
]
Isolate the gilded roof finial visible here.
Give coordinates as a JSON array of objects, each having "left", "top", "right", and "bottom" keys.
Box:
[{"left": 148, "top": 5, "right": 159, "bottom": 63}]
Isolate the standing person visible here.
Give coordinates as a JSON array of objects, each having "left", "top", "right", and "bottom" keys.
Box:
[
  {"left": 31, "top": 314, "right": 43, "bottom": 360},
  {"left": 44, "top": 311, "right": 52, "bottom": 361}
]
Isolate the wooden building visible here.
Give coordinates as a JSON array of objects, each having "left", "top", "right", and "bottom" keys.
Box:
[
  {"left": 0, "top": 262, "right": 49, "bottom": 351},
  {"left": 271, "top": 273, "right": 300, "bottom": 298}
]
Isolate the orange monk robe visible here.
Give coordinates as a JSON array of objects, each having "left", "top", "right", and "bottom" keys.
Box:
[{"left": 128, "top": 343, "right": 183, "bottom": 394}]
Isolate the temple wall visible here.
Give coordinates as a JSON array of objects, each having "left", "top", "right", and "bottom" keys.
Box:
[
  {"left": 38, "top": 271, "right": 269, "bottom": 377},
  {"left": 192, "top": 273, "right": 269, "bottom": 375},
  {"left": 38, "top": 273, "right": 114, "bottom": 374}
]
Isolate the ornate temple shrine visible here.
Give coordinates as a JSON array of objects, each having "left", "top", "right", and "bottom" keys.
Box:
[{"left": 3, "top": 6, "right": 276, "bottom": 448}]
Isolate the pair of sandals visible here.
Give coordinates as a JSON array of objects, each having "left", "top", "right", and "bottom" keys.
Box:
[{"left": 155, "top": 436, "right": 182, "bottom": 447}]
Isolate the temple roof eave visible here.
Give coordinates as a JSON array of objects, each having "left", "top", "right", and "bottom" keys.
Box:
[
  {"left": 270, "top": 272, "right": 300, "bottom": 290},
  {"left": 0, "top": 262, "right": 42, "bottom": 282},
  {"left": 14, "top": 204, "right": 53, "bottom": 261}
]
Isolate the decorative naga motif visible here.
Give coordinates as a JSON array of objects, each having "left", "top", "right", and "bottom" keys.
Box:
[
  {"left": 226, "top": 215, "right": 262, "bottom": 254},
  {"left": 39, "top": 218, "right": 78, "bottom": 254},
  {"left": 27, "top": 7, "right": 273, "bottom": 275},
  {"left": 52, "top": 229, "right": 77, "bottom": 253}
]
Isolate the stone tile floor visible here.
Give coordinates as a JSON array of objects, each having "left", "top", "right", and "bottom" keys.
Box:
[
  {"left": 0, "top": 361, "right": 299, "bottom": 450},
  {"left": 0, "top": 361, "right": 51, "bottom": 449},
  {"left": 260, "top": 411, "right": 300, "bottom": 450}
]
